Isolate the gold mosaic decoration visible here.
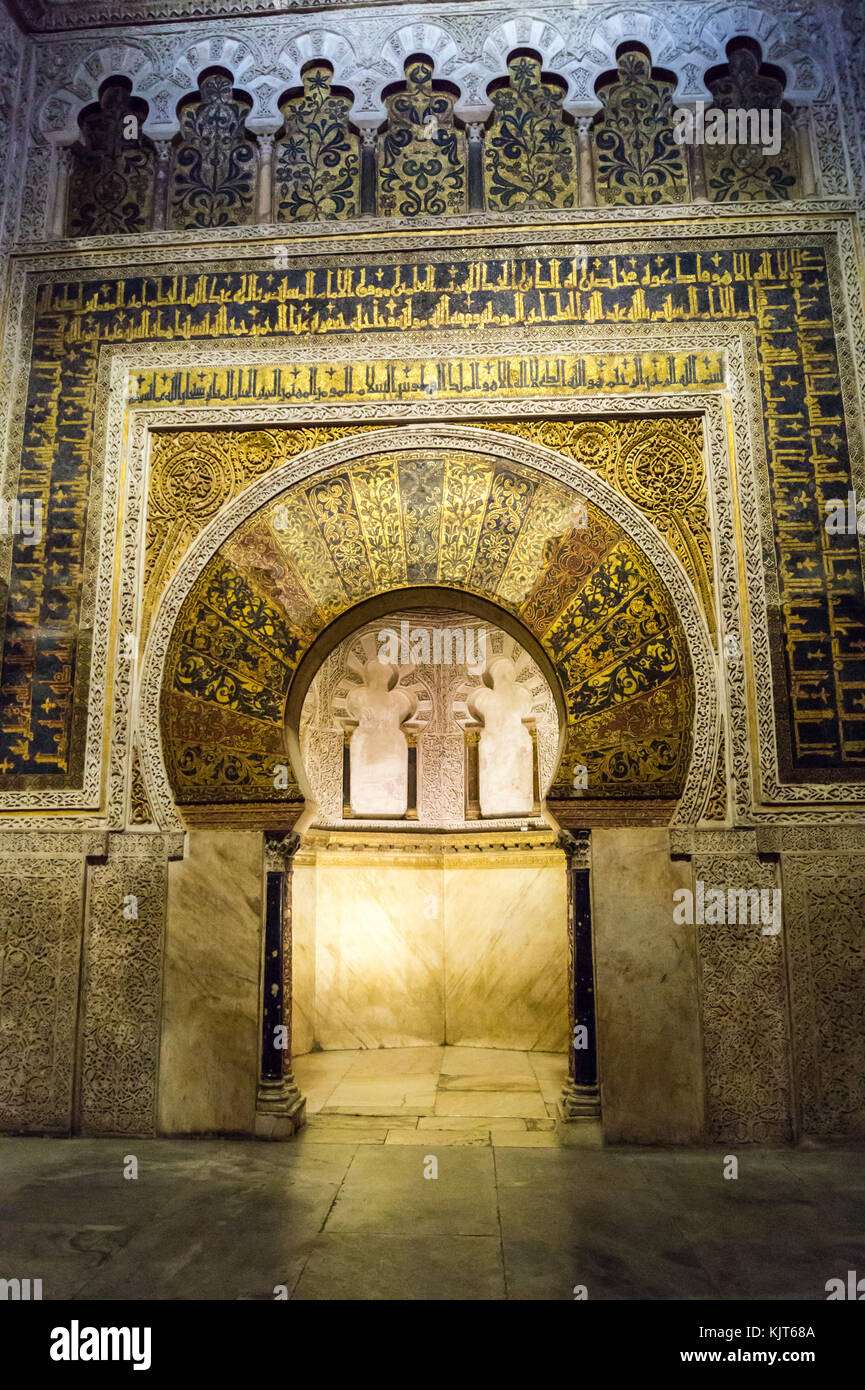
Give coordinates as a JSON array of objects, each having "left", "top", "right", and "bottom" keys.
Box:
[
  {"left": 159, "top": 442, "right": 695, "bottom": 808},
  {"left": 145, "top": 416, "right": 712, "bottom": 643}
]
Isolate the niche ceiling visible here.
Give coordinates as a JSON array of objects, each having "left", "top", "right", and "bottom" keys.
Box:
[{"left": 160, "top": 443, "right": 695, "bottom": 814}]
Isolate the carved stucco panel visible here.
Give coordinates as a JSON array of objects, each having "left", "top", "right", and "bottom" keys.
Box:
[
  {"left": 78, "top": 834, "right": 175, "bottom": 1136},
  {"left": 694, "top": 852, "right": 792, "bottom": 1143},
  {"left": 783, "top": 852, "right": 865, "bottom": 1138},
  {"left": 0, "top": 852, "right": 86, "bottom": 1133}
]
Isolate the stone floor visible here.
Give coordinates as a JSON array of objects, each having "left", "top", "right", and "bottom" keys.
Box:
[
  {"left": 0, "top": 1134, "right": 861, "bottom": 1300},
  {"left": 294, "top": 1045, "right": 572, "bottom": 1145},
  {"left": 1, "top": 1045, "right": 862, "bottom": 1301}
]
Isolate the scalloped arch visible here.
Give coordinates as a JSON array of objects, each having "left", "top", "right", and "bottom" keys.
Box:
[
  {"left": 380, "top": 22, "right": 463, "bottom": 79},
  {"left": 276, "top": 29, "right": 361, "bottom": 86},
  {"left": 482, "top": 16, "right": 569, "bottom": 76},
  {"left": 170, "top": 33, "right": 261, "bottom": 91},
  {"left": 39, "top": 43, "right": 156, "bottom": 139}
]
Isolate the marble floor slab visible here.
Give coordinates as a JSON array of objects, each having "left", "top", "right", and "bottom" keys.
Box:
[
  {"left": 1, "top": 1138, "right": 861, "bottom": 1301},
  {"left": 294, "top": 1045, "right": 565, "bottom": 1132}
]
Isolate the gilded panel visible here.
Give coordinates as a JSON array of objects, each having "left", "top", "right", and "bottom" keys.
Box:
[
  {"left": 275, "top": 64, "right": 360, "bottom": 223},
  {"left": 592, "top": 50, "right": 689, "bottom": 206},
  {"left": 376, "top": 57, "right": 467, "bottom": 218},
  {"left": 67, "top": 82, "right": 155, "bottom": 236},
  {"left": 169, "top": 72, "right": 256, "bottom": 229},
  {"left": 483, "top": 53, "right": 578, "bottom": 210},
  {"left": 704, "top": 47, "right": 800, "bottom": 203}
]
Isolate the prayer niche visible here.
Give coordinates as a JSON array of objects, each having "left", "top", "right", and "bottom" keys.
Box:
[{"left": 298, "top": 611, "right": 559, "bottom": 827}]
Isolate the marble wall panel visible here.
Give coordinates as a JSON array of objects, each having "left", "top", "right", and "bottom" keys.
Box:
[
  {"left": 293, "top": 847, "right": 569, "bottom": 1053},
  {"left": 290, "top": 860, "right": 317, "bottom": 1057},
  {"left": 159, "top": 830, "right": 262, "bottom": 1134},
  {"left": 312, "top": 862, "right": 444, "bottom": 1049},
  {"left": 592, "top": 828, "right": 704, "bottom": 1143},
  {"left": 442, "top": 859, "right": 568, "bottom": 1051}
]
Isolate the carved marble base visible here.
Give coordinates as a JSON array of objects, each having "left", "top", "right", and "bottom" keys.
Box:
[
  {"left": 254, "top": 1076, "right": 307, "bottom": 1140},
  {"left": 558, "top": 1081, "right": 601, "bottom": 1122}
]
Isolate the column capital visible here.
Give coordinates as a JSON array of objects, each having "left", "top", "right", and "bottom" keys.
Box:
[
  {"left": 558, "top": 829, "right": 591, "bottom": 869},
  {"left": 264, "top": 831, "right": 301, "bottom": 869}
]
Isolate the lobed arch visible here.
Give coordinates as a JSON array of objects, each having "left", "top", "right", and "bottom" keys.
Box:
[
  {"left": 35, "top": 15, "right": 825, "bottom": 151},
  {"left": 138, "top": 425, "right": 720, "bottom": 833}
]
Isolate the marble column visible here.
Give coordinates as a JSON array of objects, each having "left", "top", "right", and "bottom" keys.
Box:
[
  {"left": 360, "top": 127, "right": 377, "bottom": 215},
  {"left": 793, "top": 107, "right": 817, "bottom": 196},
  {"left": 559, "top": 831, "right": 600, "bottom": 1120},
  {"left": 256, "top": 834, "right": 306, "bottom": 1138},
  {"left": 257, "top": 133, "right": 275, "bottom": 222},
  {"left": 680, "top": 109, "right": 708, "bottom": 201},
  {"left": 467, "top": 122, "right": 485, "bottom": 210},
  {"left": 50, "top": 145, "right": 72, "bottom": 238},
  {"left": 576, "top": 116, "right": 596, "bottom": 206},
  {"left": 151, "top": 140, "right": 172, "bottom": 230}
]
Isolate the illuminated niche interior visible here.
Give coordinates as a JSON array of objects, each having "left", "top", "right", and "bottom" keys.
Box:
[{"left": 298, "top": 607, "right": 561, "bottom": 828}]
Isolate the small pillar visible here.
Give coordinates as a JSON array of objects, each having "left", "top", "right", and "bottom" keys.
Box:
[
  {"left": 559, "top": 832, "right": 601, "bottom": 1121},
  {"left": 793, "top": 107, "right": 817, "bottom": 196},
  {"left": 256, "top": 835, "right": 306, "bottom": 1139},
  {"left": 576, "top": 116, "right": 596, "bottom": 207},
  {"left": 467, "top": 122, "right": 485, "bottom": 210},
  {"left": 680, "top": 108, "right": 708, "bottom": 201},
  {"left": 360, "top": 127, "right": 377, "bottom": 215},
  {"left": 152, "top": 140, "right": 172, "bottom": 230},
  {"left": 257, "top": 133, "right": 275, "bottom": 222},
  {"left": 50, "top": 145, "right": 72, "bottom": 238}
]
